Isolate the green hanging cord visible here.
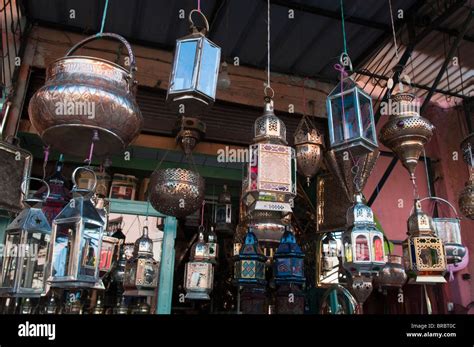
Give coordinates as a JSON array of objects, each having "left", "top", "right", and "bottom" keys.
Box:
[
  {"left": 97, "top": 0, "right": 110, "bottom": 37},
  {"left": 340, "top": 0, "right": 348, "bottom": 56}
]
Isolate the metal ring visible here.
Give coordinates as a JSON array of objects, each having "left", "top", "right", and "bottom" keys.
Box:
[
  {"left": 21, "top": 177, "right": 50, "bottom": 203},
  {"left": 264, "top": 86, "right": 275, "bottom": 98},
  {"left": 198, "top": 225, "right": 205, "bottom": 233},
  {"left": 189, "top": 9, "right": 210, "bottom": 33},
  {"left": 410, "top": 196, "right": 459, "bottom": 218},
  {"left": 339, "top": 53, "right": 353, "bottom": 72},
  {"left": 72, "top": 166, "right": 97, "bottom": 193}
]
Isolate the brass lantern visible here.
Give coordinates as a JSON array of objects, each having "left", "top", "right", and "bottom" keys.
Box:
[
  {"left": 49, "top": 167, "right": 105, "bottom": 289},
  {"left": 242, "top": 97, "right": 296, "bottom": 214},
  {"left": 123, "top": 226, "right": 159, "bottom": 296},
  {"left": 342, "top": 194, "right": 385, "bottom": 276},
  {"left": 379, "top": 92, "right": 434, "bottom": 178},
  {"left": 0, "top": 178, "right": 51, "bottom": 297},
  {"left": 167, "top": 10, "right": 221, "bottom": 116},
  {"left": 99, "top": 235, "right": 120, "bottom": 276},
  {"left": 215, "top": 185, "right": 233, "bottom": 234},
  {"left": 184, "top": 230, "right": 214, "bottom": 300},
  {"left": 294, "top": 116, "right": 324, "bottom": 186},
  {"left": 326, "top": 76, "right": 377, "bottom": 156},
  {"left": 402, "top": 200, "right": 447, "bottom": 284}
]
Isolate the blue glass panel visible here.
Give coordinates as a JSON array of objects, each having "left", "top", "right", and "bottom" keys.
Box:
[
  {"left": 170, "top": 40, "right": 198, "bottom": 92},
  {"left": 358, "top": 93, "right": 376, "bottom": 144},
  {"left": 330, "top": 92, "right": 359, "bottom": 145},
  {"left": 197, "top": 39, "right": 220, "bottom": 98}
]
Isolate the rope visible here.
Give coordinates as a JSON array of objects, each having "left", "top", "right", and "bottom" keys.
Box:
[
  {"left": 42, "top": 146, "right": 50, "bottom": 180},
  {"left": 98, "top": 0, "right": 110, "bottom": 36},
  {"left": 388, "top": 0, "right": 399, "bottom": 60},
  {"left": 340, "top": 0, "right": 347, "bottom": 55},
  {"left": 197, "top": 0, "right": 201, "bottom": 12},
  {"left": 266, "top": 0, "right": 271, "bottom": 90}
]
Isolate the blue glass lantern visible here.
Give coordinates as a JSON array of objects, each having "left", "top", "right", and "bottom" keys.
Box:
[
  {"left": 233, "top": 228, "right": 267, "bottom": 286},
  {"left": 273, "top": 226, "right": 305, "bottom": 285},
  {"left": 49, "top": 167, "right": 105, "bottom": 289},
  {"left": 167, "top": 10, "right": 221, "bottom": 116},
  {"left": 0, "top": 178, "right": 51, "bottom": 297},
  {"left": 326, "top": 77, "right": 377, "bottom": 155}
]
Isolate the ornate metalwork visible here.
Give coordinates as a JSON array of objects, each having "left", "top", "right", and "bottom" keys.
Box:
[
  {"left": 376, "top": 255, "right": 407, "bottom": 289},
  {"left": 459, "top": 178, "right": 474, "bottom": 220}
]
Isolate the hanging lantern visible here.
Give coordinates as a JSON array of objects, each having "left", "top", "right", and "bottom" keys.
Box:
[
  {"left": 273, "top": 226, "right": 305, "bottom": 285},
  {"left": 402, "top": 200, "right": 447, "bottom": 284},
  {"left": 379, "top": 92, "right": 434, "bottom": 177},
  {"left": 149, "top": 168, "right": 205, "bottom": 218},
  {"left": 460, "top": 133, "right": 474, "bottom": 167},
  {"left": 28, "top": 33, "right": 143, "bottom": 158},
  {"left": 206, "top": 226, "right": 219, "bottom": 265},
  {"left": 294, "top": 116, "right": 324, "bottom": 186},
  {"left": 215, "top": 185, "right": 233, "bottom": 234},
  {"left": 326, "top": 76, "right": 377, "bottom": 156},
  {"left": 242, "top": 97, "right": 296, "bottom": 214},
  {"left": 123, "top": 226, "right": 159, "bottom": 296},
  {"left": 233, "top": 227, "right": 267, "bottom": 287},
  {"left": 342, "top": 194, "right": 385, "bottom": 276},
  {"left": 459, "top": 178, "right": 474, "bottom": 220},
  {"left": 0, "top": 178, "right": 51, "bottom": 297},
  {"left": 321, "top": 233, "right": 339, "bottom": 273},
  {"left": 99, "top": 235, "right": 121, "bottom": 276},
  {"left": 184, "top": 230, "right": 214, "bottom": 300},
  {"left": 49, "top": 167, "right": 105, "bottom": 289},
  {"left": 167, "top": 10, "right": 221, "bottom": 116},
  {"left": 376, "top": 255, "right": 407, "bottom": 292},
  {"left": 349, "top": 274, "right": 373, "bottom": 314}
]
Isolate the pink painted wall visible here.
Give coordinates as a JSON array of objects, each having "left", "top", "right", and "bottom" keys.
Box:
[{"left": 361, "top": 104, "right": 473, "bottom": 313}]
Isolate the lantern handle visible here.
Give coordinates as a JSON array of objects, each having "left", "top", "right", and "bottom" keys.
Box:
[
  {"left": 71, "top": 166, "right": 97, "bottom": 194},
  {"left": 264, "top": 86, "right": 274, "bottom": 99},
  {"left": 21, "top": 177, "right": 50, "bottom": 205},
  {"left": 411, "top": 196, "right": 459, "bottom": 218},
  {"left": 188, "top": 9, "right": 210, "bottom": 34},
  {"left": 65, "top": 33, "right": 137, "bottom": 76}
]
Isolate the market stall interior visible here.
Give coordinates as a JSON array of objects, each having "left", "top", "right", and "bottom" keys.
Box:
[{"left": 0, "top": 0, "right": 473, "bottom": 314}]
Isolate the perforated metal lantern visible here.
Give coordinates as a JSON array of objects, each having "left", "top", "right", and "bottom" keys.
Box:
[
  {"left": 294, "top": 117, "right": 324, "bottom": 186},
  {"left": 167, "top": 10, "right": 221, "bottom": 116},
  {"left": 342, "top": 194, "right": 385, "bottom": 275},
  {"left": 233, "top": 228, "right": 267, "bottom": 287},
  {"left": 273, "top": 226, "right": 305, "bottom": 286},
  {"left": 0, "top": 178, "right": 51, "bottom": 297},
  {"left": 459, "top": 178, "right": 474, "bottom": 220},
  {"left": 49, "top": 167, "right": 105, "bottom": 289},
  {"left": 402, "top": 200, "right": 447, "bottom": 284},
  {"left": 123, "top": 226, "right": 159, "bottom": 296},
  {"left": 28, "top": 33, "right": 143, "bottom": 158},
  {"left": 184, "top": 230, "right": 214, "bottom": 300},
  {"left": 215, "top": 185, "right": 233, "bottom": 234},
  {"left": 326, "top": 77, "right": 377, "bottom": 156},
  {"left": 149, "top": 168, "right": 205, "bottom": 218}
]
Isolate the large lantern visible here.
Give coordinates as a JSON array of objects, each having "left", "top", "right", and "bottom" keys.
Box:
[
  {"left": 233, "top": 228, "right": 267, "bottom": 286},
  {"left": 49, "top": 167, "right": 105, "bottom": 289},
  {"left": 342, "top": 194, "right": 385, "bottom": 275},
  {"left": 215, "top": 185, "right": 233, "bottom": 234},
  {"left": 402, "top": 200, "right": 447, "bottom": 284},
  {"left": 167, "top": 10, "right": 221, "bottom": 116},
  {"left": 184, "top": 229, "right": 214, "bottom": 300},
  {"left": 326, "top": 76, "right": 377, "bottom": 156},
  {"left": 242, "top": 97, "right": 296, "bottom": 214},
  {"left": 123, "top": 226, "right": 159, "bottom": 296},
  {"left": 0, "top": 178, "right": 51, "bottom": 297}
]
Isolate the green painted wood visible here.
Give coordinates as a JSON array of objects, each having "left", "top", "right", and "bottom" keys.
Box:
[
  {"left": 157, "top": 216, "right": 177, "bottom": 314},
  {"left": 108, "top": 198, "right": 165, "bottom": 217},
  {"left": 0, "top": 215, "right": 12, "bottom": 245}
]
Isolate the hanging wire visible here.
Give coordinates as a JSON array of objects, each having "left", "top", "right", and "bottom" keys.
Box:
[
  {"left": 266, "top": 0, "right": 271, "bottom": 91},
  {"left": 42, "top": 146, "right": 50, "bottom": 180},
  {"left": 98, "top": 0, "right": 110, "bottom": 36},
  {"left": 422, "top": 148, "right": 432, "bottom": 198},
  {"left": 388, "top": 0, "right": 399, "bottom": 60},
  {"left": 340, "top": 0, "right": 347, "bottom": 55}
]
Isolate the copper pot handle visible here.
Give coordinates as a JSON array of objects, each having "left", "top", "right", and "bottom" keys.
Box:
[{"left": 65, "top": 33, "right": 137, "bottom": 76}]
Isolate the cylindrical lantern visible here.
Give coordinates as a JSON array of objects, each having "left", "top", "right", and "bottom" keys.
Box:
[
  {"left": 167, "top": 10, "right": 221, "bottom": 116},
  {"left": 49, "top": 167, "right": 105, "bottom": 289},
  {"left": 184, "top": 230, "right": 214, "bottom": 300},
  {"left": 0, "top": 178, "right": 51, "bottom": 297},
  {"left": 215, "top": 185, "right": 233, "bottom": 234}
]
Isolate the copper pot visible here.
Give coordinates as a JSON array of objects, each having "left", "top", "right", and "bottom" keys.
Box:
[
  {"left": 29, "top": 33, "right": 143, "bottom": 158},
  {"left": 376, "top": 255, "right": 407, "bottom": 289}
]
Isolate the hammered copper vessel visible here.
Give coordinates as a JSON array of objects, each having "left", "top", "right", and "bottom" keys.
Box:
[
  {"left": 459, "top": 178, "right": 474, "bottom": 220},
  {"left": 379, "top": 92, "right": 434, "bottom": 177},
  {"left": 29, "top": 33, "right": 143, "bottom": 158},
  {"left": 294, "top": 117, "right": 324, "bottom": 186},
  {"left": 375, "top": 255, "right": 407, "bottom": 289},
  {"left": 149, "top": 168, "right": 204, "bottom": 218}
]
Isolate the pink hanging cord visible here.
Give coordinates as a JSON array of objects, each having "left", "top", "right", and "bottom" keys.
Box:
[
  {"left": 197, "top": 0, "right": 201, "bottom": 12},
  {"left": 200, "top": 200, "right": 205, "bottom": 227},
  {"left": 42, "top": 146, "right": 50, "bottom": 179}
]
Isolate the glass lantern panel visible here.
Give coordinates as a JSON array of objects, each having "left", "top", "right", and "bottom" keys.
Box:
[
  {"left": 170, "top": 40, "right": 198, "bottom": 92},
  {"left": 434, "top": 220, "right": 461, "bottom": 244},
  {"left": 372, "top": 235, "right": 384, "bottom": 262},
  {"left": 197, "top": 39, "right": 219, "bottom": 99},
  {"left": 355, "top": 235, "right": 369, "bottom": 261},
  {"left": 52, "top": 223, "right": 75, "bottom": 278},
  {"left": 330, "top": 92, "right": 360, "bottom": 145},
  {"left": 99, "top": 241, "right": 115, "bottom": 271},
  {"left": 78, "top": 224, "right": 101, "bottom": 277},
  {"left": 419, "top": 247, "right": 439, "bottom": 267},
  {"left": 358, "top": 93, "right": 376, "bottom": 144},
  {"left": 344, "top": 239, "right": 352, "bottom": 263},
  {"left": 20, "top": 232, "right": 50, "bottom": 290},
  {"left": 1, "top": 232, "right": 21, "bottom": 287}
]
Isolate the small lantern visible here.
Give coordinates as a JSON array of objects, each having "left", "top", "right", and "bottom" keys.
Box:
[
  {"left": 206, "top": 226, "right": 218, "bottom": 265},
  {"left": 342, "top": 194, "right": 385, "bottom": 275},
  {"left": 321, "top": 233, "right": 339, "bottom": 272},
  {"left": 233, "top": 228, "right": 267, "bottom": 287},
  {"left": 326, "top": 77, "right": 377, "bottom": 156},
  {"left": 49, "top": 167, "right": 105, "bottom": 289},
  {"left": 0, "top": 178, "right": 51, "bottom": 297},
  {"left": 123, "top": 226, "right": 159, "bottom": 296},
  {"left": 167, "top": 9, "right": 221, "bottom": 116},
  {"left": 184, "top": 230, "right": 214, "bottom": 300},
  {"left": 215, "top": 185, "right": 233, "bottom": 234},
  {"left": 242, "top": 97, "right": 296, "bottom": 213},
  {"left": 402, "top": 200, "right": 447, "bottom": 284},
  {"left": 273, "top": 226, "right": 305, "bottom": 285},
  {"left": 432, "top": 218, "right": 466, "bottom": 264}
]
